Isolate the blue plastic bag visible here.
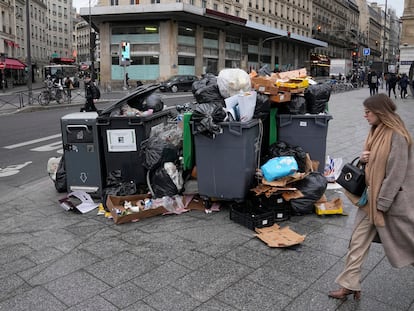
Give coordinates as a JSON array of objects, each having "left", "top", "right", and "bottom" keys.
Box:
[{"left": 261, "top": 156, "right": 298, "bottom": 181}]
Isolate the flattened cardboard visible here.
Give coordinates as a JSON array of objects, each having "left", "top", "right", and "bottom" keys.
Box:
[
  {"left": 255, "top": 224, "right": 305, "bottom": 248},
  {"left": 106, "top": 194, "right": 167, "bottom": 224}
]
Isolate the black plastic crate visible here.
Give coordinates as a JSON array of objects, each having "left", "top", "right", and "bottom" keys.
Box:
[
  {"left": 229, "top": 201, "right": 275, "bottom": 230},
  {"left": 259, "top": 194, "right": 291, "bottom": 222}
]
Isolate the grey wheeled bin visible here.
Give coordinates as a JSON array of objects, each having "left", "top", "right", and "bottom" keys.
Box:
[
  {"left": 191, "top": 119, "right": 261, "bottom": 201},
  {"left": 61, "top": 112, "right": 104, "bottom": 197},
  {"left": 277, "top": 113, "right": 333, "bottom": 173}
]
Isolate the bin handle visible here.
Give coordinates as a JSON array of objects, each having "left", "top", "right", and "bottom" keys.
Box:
[
  {"left": 315, "top": 115, "right": 332, "bottom": 127},
  {"left": 128, "top": 118, "right": 144, "bottom": 126},
  {"left": 278, "top": 115, "right": 292, "bottom": 128},
  {"left": 66, "top": 125, "right": 90, "bottom": 133},
  {"left": 228, "top": 122, "right": 243, "bottom": 136}
]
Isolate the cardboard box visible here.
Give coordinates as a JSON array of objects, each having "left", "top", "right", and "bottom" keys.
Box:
[
  {"left": 106, "top": 194, "right": 167, "bottom": 224},
  {"left": 315, "top": 198, "right": 344, "bottom": 215},
  {"left": 269, "top": 91, "right": 291, "bottom": 103},
  {"left": 251, "top": 77, "right": 279, "bottom": 95}
]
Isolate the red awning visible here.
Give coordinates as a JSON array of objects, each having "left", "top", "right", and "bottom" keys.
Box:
[{"left": 5, "top": 58, "right": 26, "bottom": 70}]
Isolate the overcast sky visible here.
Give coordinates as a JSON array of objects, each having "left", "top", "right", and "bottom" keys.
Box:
[
  {"left": 372, "top": 0, "right": 404, "bottom": 17},
  {"left": 73, "top": 0, "right": 405, "bottom": 17}
]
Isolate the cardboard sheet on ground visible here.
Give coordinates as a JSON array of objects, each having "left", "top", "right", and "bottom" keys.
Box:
[{"left": 255, "top": 224, "right": 305, "bottom": 248}]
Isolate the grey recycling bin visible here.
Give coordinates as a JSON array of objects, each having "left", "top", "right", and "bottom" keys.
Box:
[{"left": 61, "top": 112, "right": 104, "bottom": 197}]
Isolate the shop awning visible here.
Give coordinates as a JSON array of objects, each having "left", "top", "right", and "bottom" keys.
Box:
[{"left": 5, "top": 58, "right": 26, "bottom": 70}]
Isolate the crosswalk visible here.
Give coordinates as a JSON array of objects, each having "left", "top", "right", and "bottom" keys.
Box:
[
  {"left": 1, "top": 134, "right": 62, "bottom": 177},
  {"left": 4, "top": 134, "right": 63, "bottom": 153}
]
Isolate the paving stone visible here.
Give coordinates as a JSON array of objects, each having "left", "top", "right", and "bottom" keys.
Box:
[
  {"left": 101, "top": 281, "right": 149, "bottom": 309},
  {"left": 216, "top": 278, "right": 291, "bottom": 311},
  {"left": 143, "top": 285, "right": 202, "bottom": 311},
  {"left": 193, "top": 298, "right": 239, "bottom": 311},
  {"left": 66, "top": 295, "right": 118, "bottom": 311},
  {"left": 362, "top": 259, "right": 414, "bottom": 310},
  {"left": 0, "top": 243, "right": 33, "bottom": 264},
  {"left": 132, "top": 261, "right": 190, "bottom": 293},
  {"left": 44, "top": 270, "right": 111, "bottom": 306},
  {"left": 224, "top": 245, "right": 273, "bottom": 268},
  {"left": 85, "top": 251, "right": 157, "bottom": 287},
  {"left": 0, "top": 286, "right": 66, "bottom": 311},
  {"left": 26, "top": 246, "right": 65, "bottom": 264},
  {"left": 246, "top": 263, "right": 311, "bottom": 298},
  {"left": 25, "top": 249, "right": 99, "bottom": 286},
  {"left": 120, "top": 300, "right": 157, "bottom": 311},
  {"left": 0, "top": 274, "right": 32, "bottom": 301},
  {"left": 174, "top": 257, "right": 253, "bottom": 302},
  {"left": 172, "top": 249, "right": 215, "bottom": 270}
]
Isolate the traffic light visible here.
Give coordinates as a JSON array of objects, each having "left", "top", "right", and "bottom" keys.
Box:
[
  {"left": 287, "top": 31, "right": 291, "bottom": 38},
  {"left": 90, "top": 32, "right": 96, "bottom": 50},
  {"left": 317, "top": 25, "right": 321, "bottom": 32},
  {"left": 119, "top": 41, "right": 131, "bottom": 65},
  {"left": 375, "top": 40, "right": 379, "bottom": 46}
]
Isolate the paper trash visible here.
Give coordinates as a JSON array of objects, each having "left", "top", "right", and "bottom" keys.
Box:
[{"left": 255, "top": 224, "right": 305, "bottom": 248}]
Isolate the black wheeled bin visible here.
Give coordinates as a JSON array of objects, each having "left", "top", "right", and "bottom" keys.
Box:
[
  {"left": 97, "top": 109, "right": 171, "bottom": 186},
  {"left": 191, "top": 119, "right": 261, "bottom": 201},
  {"left": 277, "top": 113, "right": 332, "bottom": 173}
]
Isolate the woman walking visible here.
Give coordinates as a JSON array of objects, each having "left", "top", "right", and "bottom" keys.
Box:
[{"left": 329, "top": 94, "right": 414, "bottom": 301}]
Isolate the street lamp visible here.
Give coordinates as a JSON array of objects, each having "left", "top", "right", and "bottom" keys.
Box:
[
  {"left": 25, "top": 0, "right": 32, "bottom": 103},
  {"left": 382, "top": 0, "right": 388, "bottom": 78},
  {"left": 89, "top": 0, "right": 95, "bottom": 82},
  {"left": 258, "top": 32, "right": 290, "bottom": 68}
]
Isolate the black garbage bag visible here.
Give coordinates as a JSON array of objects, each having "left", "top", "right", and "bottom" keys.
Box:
[
  {"left": 192, "top": 74, "right": 225, "bottom": 106},
  {"left": 304, "top": 83, "right": 331, "bottom": 114},
  {"left": 143, "top": 92, "right": 164, "bottom": 113},
  {"left": 140, "top": 136, "right": 180, "bottom": 171},
  {"left": 102, "top": 170, "right": 137, "bottom": 210},
  {"left": 150, "top": 167, "right": 179, "bottom": 198},
  {"left": 54, "top": 154, "right": 67, "bottom": 193},
  {"left": 254, "top": 93, "right": 271, "bottom": 118},
  {"left": 265, "top": 141, "right": 307, "bottom": 172},
  {"left": 278, "top": 95, "right": 306, "bottom": 115},
  {"left": 191, "top": 103, "right": 227, "bottom": 138},
  {"left": 290, "top": 172, "right": 328, "bottom": 214}
]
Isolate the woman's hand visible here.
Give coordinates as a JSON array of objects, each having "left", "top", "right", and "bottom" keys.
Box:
[{"left": 361, "top": 151, "right": 370, "bottom": 163}]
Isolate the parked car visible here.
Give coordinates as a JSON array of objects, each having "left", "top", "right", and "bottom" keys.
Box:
[{"left": 159, "top": 75, "right": 198, "bottom": 93}]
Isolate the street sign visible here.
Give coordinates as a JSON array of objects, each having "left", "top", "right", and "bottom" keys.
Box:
[
  {"left": 0, "top": 62, "right": 5, "bottom": 70},
  {"left": 363, "top": 48, "right": 370, "bottom": 56}
]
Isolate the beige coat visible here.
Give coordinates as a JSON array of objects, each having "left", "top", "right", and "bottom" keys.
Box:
[{"left": 354, "top": 133, "right": 414, "bottom": 268}]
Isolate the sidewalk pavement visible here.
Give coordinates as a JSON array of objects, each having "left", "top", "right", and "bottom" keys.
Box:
[{"left": 0, "top": 86, "right": 413, "bottom": 311}]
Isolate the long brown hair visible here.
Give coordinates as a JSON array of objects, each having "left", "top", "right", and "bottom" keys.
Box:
[{"left": 363, "top": 93, "right": 413, "bottom": 146}]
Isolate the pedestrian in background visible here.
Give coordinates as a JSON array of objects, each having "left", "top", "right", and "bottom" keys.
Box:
[
  {"left": 64, "top": 76, "right": 74, "bottom": 98},
  {"left": 387, "top": 73, "right": 398, "bottom": 99},
  {"left": 82, "top": 73, "right": 99, "bottom": 112},
  {"left": 125, "top": 73, "right": 130, "bottom": 88},
  {"left": 329, "top": 94, "right": 414, "bottom": 301},
  {"left": 368, "top": 70, "right": 378, "bottom": 96},
  {"left": 399, "top": 73, "right": 409, "bottom": 99}
]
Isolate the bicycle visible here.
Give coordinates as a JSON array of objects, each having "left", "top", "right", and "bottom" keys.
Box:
[{"left": 38, "top": 79, "right": 68, "bottom": 106}]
